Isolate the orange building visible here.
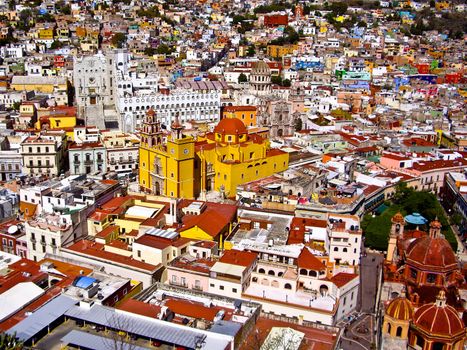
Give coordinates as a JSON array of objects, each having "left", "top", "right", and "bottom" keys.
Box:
[{"left": 222, "top": 106, "right": 257, "bottom": 127}]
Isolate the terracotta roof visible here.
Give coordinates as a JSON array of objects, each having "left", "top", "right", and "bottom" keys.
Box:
[
  {"left": 214, "top": 118, "right": 247, "bottom": 135},
  {"left": 219, "top": 249, "right": 257, "bottom": 267},
  {"left": 65, "top": 240, "right": 161, "bottom": 272},
  {"left": 180, "top": 203, "right": 237, "bottom": 238},
  {"left": 297, "top": 247, "right": 326, "bottom": 271},
  {"left": 386, "top": 297, "right": 414, "bottom": 321},
  {"left": 134, "top": 235, "right": 173, "bottom": 250},
  {"left": 408, "top": 158, "right": 467, "bottom": 173},
  {"left": 223, "top": 106, "right": 257, "bottom": 112},
  {"left": 413, "top": 293, "right": 464, "bottom": 337},
  {"left": 95, "top": 225, "right": 119, "bottom": 238},
  {"left": 329, "top": 272, "right": 359, "bottom": 288},
  {"left": 406, "top": 236, "right": 457, "bottom": 270},
  {"left": 164, "top": 299, "right": 218, "bottom": 320},
  {"left": 117, "top": 298, "right": 161, "bottom": 318}
]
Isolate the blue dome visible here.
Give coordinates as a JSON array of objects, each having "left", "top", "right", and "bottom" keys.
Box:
[{"left": 404, "top": 212, "right": 428, "bottom": 226}]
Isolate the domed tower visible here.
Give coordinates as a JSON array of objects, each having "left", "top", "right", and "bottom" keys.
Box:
[
  {"left": 387, "top": 212, "right": 406, "bottom": 263},
  {"left": 141, "top": 108, "right": 163, "bottom": 148},
  {"left": 382, "top": 295, "right": 414, "bottom": 350},
  {"left": 404, "top": 220, "right": 458, "bottom": 291},
  {"left": 250, "top": 59, "right": 271, "bottom": 96},
  {"left": 213, "top": 118, "right": 248, "bottom": 144},
  {"left": 409, "top": 291, "right": 465, "bottom": 350}
]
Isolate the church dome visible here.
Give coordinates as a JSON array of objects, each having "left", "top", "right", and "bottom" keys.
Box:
[
  {"left": 386, "top": 297, "right": 414, "bottom": 321},
  {"left": 406, "top": 236, "right": 457, "bottom": 270},
  {"left": 413, "top": 291, "right": 464, "bottom": 337},
  {"left": 214, "top": 118, "right": 247, "bottom": 135},
  {"left": 392, "top": 212, "right": 405, "bottom": 224},
  {"left": 251, "top": 60, "right": 270, "bottom": 75}
]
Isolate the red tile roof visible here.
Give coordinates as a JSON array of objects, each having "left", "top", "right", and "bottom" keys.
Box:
[
  {"left": 219, "top": 249, "right": 257, "bottom": 267},
  {"left": 180, "top": 202, "right": 237, "bottom": 238},
  {"left": 65, "top": 240, "right": 161, "bottom": 272},
  {"left": 297, "top": 247, "right": 326, "bottom": 271},
  {"left": 164, "top": 299, "right": 219, "bottom": 320},
  {"left": 329, "top": 272, "right": 358, "bottom": 288}
]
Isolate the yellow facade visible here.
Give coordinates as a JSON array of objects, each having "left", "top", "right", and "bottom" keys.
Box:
[
  {"left": 11, "top": 79, "right": 68, "bottom": 94},
  {"left": 139, "top": 110, "right": 195, "bottom": 199},
  {"left": 139, "top": 110, "right": 289, "bottom": 199},
  {"left": 267, "top": 44, "right": 298, "bottom": 58},
  {"left": 222, "top": 106, "right": 257, "bottom": 127},
  {"left": 38, "top": 28, "right": 54, "bottom": 40}
]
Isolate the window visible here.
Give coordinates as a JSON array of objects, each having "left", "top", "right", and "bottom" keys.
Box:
[
  {"left": 284, "top": 283, "right": 292, "bottom": 290},
  {"left": 410, "top": 268, "right": 417, "bottom": 280},
  {"left": 232, "top": 288, "right": 237, "bottom": 293},
  {"left": 210, "top": 283, "right": 214, "bottom": 288},
  {"left": 137, "top": 250, "right": 141, "bottom": 258},
  {"left": 387, "top": 323, "right": 392, "bottom": 334},
  {"left": 172, "top": 275, "right": 177, "bottom": 283},
  {"left": 396, "top": 326, "right": 402, "bottom": 337},
  {"left": 427, "top": 273, "right": 436, "bottom": 284},
  {"left": 334, "top": 247, "right": 338, "bottom": 252},
  {"left": 219, "top": 285, "right": 224, "bottom": 290}
]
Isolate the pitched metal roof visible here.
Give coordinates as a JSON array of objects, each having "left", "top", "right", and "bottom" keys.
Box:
[
  {"left": 61, "top": 330, "right": 148, "bottom": 350},
  {"left": 64, "top": 303, "right": 231, "bottom": 349},
  {"left": 8, "top": 295, "right": 78, "bottom": 341}
]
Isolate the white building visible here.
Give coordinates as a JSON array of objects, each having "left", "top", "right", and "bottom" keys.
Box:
[{"left": 73, "top": 52, "right": 118, "bottom": 129}]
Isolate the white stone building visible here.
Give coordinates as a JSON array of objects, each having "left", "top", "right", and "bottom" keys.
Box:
[{"left": 73, "top": 52, "right": 118, "bottom": 129}]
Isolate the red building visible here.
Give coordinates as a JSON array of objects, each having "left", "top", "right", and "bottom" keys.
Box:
[
  {"left": 53, "top": 55, "right": 65, "bottom": 68},
  {"left": 263, "top": 14, "right": 288, "bottom": 27}
]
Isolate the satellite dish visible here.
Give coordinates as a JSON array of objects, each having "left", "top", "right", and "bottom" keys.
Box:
[{"left": 7, "top": 225, "right": 18, "bottom": 235}]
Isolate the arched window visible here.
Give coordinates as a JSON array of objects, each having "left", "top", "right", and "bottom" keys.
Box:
[
  {"left": 387, "top": 323, "right": 392, "bottom": 334},
  {"left": 252, "top": 277, "right": 258, "bottom": 283},
  {"left": 268, "top": 270, "right": 275, "bottom": 276},
  {"left": 284, "top": 283, "right": 292, "bottom": 290},
  {"left": 334, "top": 247, "right": 338, "bottom": 252},
  {"left": 300, "top": 268, "right": 308, "bottom": 276},
  {"left": 308, "top": 270, "right": 317, "bottom": 277},
  {"left": 396, "top": 326, "right": 402, "bottom": 337},
  {"left": 343, "top": 248, "right": 348, "bottom": 253},
  {"left": 432, "top": 343, "right": 445, "bottom": 350},
  {"left": 258, "top": 268, "right": 265, "bottom": 274}
]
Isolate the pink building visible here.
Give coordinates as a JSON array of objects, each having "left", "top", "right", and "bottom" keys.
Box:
[{"left": 166, "top": 241, "right": 217, "bottom": 292}]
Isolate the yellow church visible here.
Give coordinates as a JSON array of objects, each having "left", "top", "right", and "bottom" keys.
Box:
[{"left": 139, "top": 109, "right": 289, "bottom": 199}]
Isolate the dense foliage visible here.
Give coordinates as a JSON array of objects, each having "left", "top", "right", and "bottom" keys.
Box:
[{"left": 362, "top": 182, "right": 457, "bottom": 251}]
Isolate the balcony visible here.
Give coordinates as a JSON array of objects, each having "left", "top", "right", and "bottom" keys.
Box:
[
  {"left": 169, "top": 280, "right": 188, "bottom": 288},
  {"left": 73, "top": 160, "right": 81, "bottom": 165},
  {"left": 84, "top": 159, "right": 93, "bottom": 165},
  {"left": 33, "top": 164, "right": 53, "bottom": 168},
  {"left": 40, "top": 240, "right": 46, "bottom": 246},
  {"left": 96, "top": 158, "right": 104, "bottom": 163},
  {"left": 192, "top": 284, "right": 203, "bottom": 291}
]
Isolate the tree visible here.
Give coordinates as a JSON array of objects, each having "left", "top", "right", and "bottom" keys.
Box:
[
  {"left": 0, "top": 332, "right": 23, "bottom": 350},
  {"left": 429, "top": 0, "right": 435, "bottom": 7},
  {"left": 50, "top": 40, "right": 63, "bottom": 49},
  {"left": 282, "top": 78, "right": 291, "bottom": 87},
  {"left": 246, "top": 45, "right": 256, "bottom": 57},
  {"left": 111, "top": 33, "right": 127, "bottom": 48},
  {"left": 61, "top": 4, "right": 71, "bottom": 15},
  {"left": 11, "top": 101, "right": 21, "bottom": 111},
  {"left": 238, "top": 73, "right": 248, "bottom": 83}
]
